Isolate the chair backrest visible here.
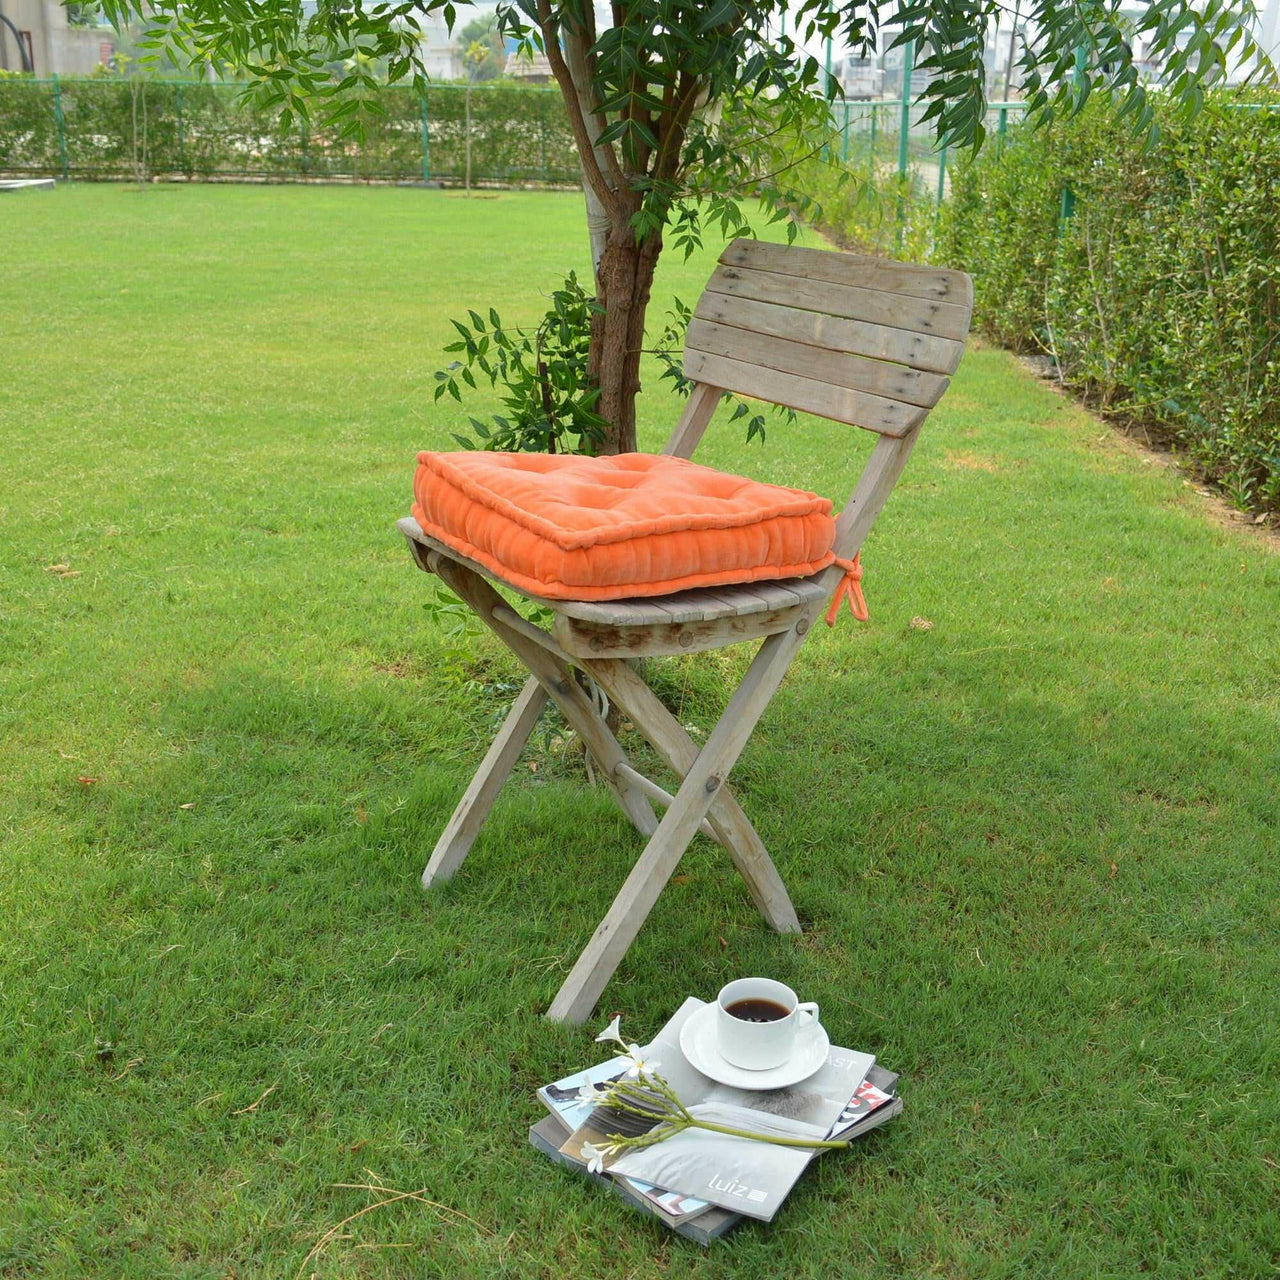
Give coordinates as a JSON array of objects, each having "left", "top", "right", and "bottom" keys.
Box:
[{"left": 682, "top": 238, "right": 973, "bottom": 439}]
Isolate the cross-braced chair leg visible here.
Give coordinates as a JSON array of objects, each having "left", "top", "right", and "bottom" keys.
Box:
[
  {"left": 545, "top": 621, "right": 814, "bottom": 1022},
  {"left": 428, "top": 552, "right": 660, "bottom": 842},
  {"left": 421, "top": 674, "right": 548, "bottom": 889},
  {"left": 581, "top": 657, "right": 801, "bottom": 935}
]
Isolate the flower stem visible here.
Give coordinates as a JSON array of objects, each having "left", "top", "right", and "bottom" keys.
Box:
[{"left": 688, "top": 1119, "right": 849, "bottom": 1150}]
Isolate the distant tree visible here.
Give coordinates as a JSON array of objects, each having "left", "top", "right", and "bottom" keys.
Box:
[
  {"left": 458, "top": 12, "right": 506, "bottom": 82},
  {"left": 97, "top": 0, "right": 1275, "bottom": 454}
]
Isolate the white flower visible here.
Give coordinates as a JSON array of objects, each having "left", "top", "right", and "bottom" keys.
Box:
[
  {"left": 575, "top": 1082, "right": 602, "bottom": 1107},
  {"left": 595, "top": 1016, "right": 626, "bottom": 1047},
  {"left": 581, "top": 1141, "right": 607, "bottom": 1174},
  {"left": 625, "top": 1046, "right": 660, "bottom": 1078}
]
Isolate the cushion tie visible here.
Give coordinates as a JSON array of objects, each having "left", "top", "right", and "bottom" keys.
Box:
[{"left": 824, "top": 552, "right": 868, "bottom": 627}]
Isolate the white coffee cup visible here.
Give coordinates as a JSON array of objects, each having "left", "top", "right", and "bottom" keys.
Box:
[{"left": 715, "top": 977, "right": 819, "bottom": 1071}]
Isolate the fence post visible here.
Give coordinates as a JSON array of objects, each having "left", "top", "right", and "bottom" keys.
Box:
[
  {"left": 997, "top": 105, "right": 1007, "bottom": 157},
  {"left": 175, "top": 83, "right": 186, "bottom": 173},
  {"left": 419, "top": 90, "right": 430, "bottom": 183},
  {"left": 51, "top": 74, "right": 70, "bottom": 180},
  {"left": 895, "top": 41, "right": 914, "bottom": 249},
  {"left": 841, "top": 102, "right": 850, "bottom": 162},
  {"left": 1058, "top": 183, "right": 1076, "bottom": 225},
  {"left": 897, "top": 40, "right": 914, "bottom": 180},
  {"left": 1057, "top": 46, "right": 1086, "bottom": 232},
  {"left": 936, "top": 141, "right": 947, "bottom": 207},
  {"left": 299, "top": 112, "right": 309, "bottom": 176},
  {"left": 868, "top": 105, "right": 877, "bottom": 175},
  {"left": 541, "top": 111, "right": 548, "bottom": 182}
]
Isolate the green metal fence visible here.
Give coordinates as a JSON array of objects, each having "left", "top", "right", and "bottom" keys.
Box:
[
  {"left": 0, "top": 77, "right": 579, "bottom": 184},
  {"left": 834, "top": 96, "right": 1030, "bottom": 204},
  {"left": 0, "top": 68, "right": 1031, "bottom": 195}
]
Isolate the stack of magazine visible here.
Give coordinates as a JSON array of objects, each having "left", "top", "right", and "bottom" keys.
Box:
[{"left": 530, "top": 997, "right": 902, "bottom": 1243}]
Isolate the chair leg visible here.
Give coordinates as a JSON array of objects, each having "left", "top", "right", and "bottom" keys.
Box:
[
  {"left": 428, "top": 554, "right": 659, "bottom": 840},
  {"left": 582, "top": 657, "right": 801, "bottom": 935},
  {"left": 421, "top": 674, "right": 547, "bottom": 890},
  {"left": 548, "top": 624, "right": 810, "bottom": 1024}
]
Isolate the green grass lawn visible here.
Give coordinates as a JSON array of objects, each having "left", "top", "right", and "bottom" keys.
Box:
[{"left": 2, "top": 184, "right": 1278, "bottom": 1279}]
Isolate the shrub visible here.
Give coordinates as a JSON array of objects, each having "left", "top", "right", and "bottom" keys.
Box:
[
  {"left": 794, "top": 151, "right": 937, "bottom": 262},
  {"left": 939, "top": 94, "right": 1280, "bottom": 511},
  {"left": 0, "top": 78, "right": 577, "bottom": 185}
]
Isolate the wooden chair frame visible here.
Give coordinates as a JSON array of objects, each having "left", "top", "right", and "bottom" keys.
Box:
[{"left": 400, "top": 240, "right": 973, "bottom": 1023}]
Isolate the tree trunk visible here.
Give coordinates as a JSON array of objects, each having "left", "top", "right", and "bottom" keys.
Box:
[
  {"left": 590, "top": 225, "right": 661, "bottom": 455},
  {"left": 464, "top": 82, "right": 472, "bottom": 195}
]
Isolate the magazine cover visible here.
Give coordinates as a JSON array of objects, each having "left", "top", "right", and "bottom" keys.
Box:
[{"left": 538, "top": 1056, "right": 632, "bottom": 1132}]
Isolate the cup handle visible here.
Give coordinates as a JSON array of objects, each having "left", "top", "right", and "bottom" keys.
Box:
[{"left": 797, "top": 1001, "right": 820, "bottom": 1029}]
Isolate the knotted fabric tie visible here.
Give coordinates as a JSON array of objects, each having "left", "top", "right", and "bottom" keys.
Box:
[{"left": 824, "top": 552, "right": 868, "bottom": 627}]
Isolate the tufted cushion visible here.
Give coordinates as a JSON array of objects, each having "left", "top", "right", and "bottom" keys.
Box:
[{"left": 412, "top": 451, "right": 836, "bottom": 601}]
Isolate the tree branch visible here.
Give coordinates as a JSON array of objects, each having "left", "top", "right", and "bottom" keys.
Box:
[
  {"left": 651, "top": 72, "right": 701, "bottom": 185},
  {"left": 563, "top": 5, "right": 627, "bottom": 195},
  {"left": 536, "top": 0, "right": 619, "bottom": 215}
]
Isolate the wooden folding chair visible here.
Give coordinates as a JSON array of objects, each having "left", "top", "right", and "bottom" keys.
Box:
[{"left": 399, "top": 238, "right": 973, "bottom": 1023}]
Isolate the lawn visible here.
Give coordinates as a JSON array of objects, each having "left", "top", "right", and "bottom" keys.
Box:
[{"left": 1, "top": 184, "right": 1278, "bottom": 1279}]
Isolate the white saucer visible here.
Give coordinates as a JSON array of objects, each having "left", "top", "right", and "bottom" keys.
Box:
[{"left": 678, "top": 1002, "right": 830, "bottom": 1090}]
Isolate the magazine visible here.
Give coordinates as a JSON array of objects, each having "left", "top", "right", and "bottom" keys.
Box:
[
  {"left": 539, "top": 1057, "right": 713, "bottom": 1223},
  {"left": 559, "top": 998, "right": 875, "bottom": 1222},
  {"left": 828, "top": 1064, "right": 899, "bottom": 1140}
]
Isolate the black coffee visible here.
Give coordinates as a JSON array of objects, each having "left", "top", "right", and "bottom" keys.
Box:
[{"left": 725, "top": 998, "right": 790, "bottom": 1023}]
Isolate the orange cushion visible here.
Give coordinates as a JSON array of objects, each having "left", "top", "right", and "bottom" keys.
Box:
[{"left": 412, "top": 451, "right": 836, "bottom": 601}]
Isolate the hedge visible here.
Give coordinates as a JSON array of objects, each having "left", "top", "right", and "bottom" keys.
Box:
[
  {"left": 0, "top": 78, "right": 578, "bottom": 184},
  {"left": 938, "top": 94, "right": 1280, "bottom": 512}
]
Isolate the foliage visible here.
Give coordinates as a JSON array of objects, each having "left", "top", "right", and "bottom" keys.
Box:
[
  {"left": 785, "top": 100, "right": 940, "bottom": 263},
  {"left": 5, "top": 185, "right": 1280, "bottom": 1278},
  {"left": 96, "top": 0, "right": 1274, "bottom": 163},
  {"left": 0, "top": 77, "right": 577, "bottom": 183},
  {"left": 436, "top": 272, "right": 608, "bottom": 454},
  {"left": 939, "top": 92, "right": 1280, "bottom": 512},
  {"left": 437, "top": 276, "right": 794, "bottom": 454},
  {"left": 798, "top": 156, "right": 935, "bottom": 261},
  {"left": 457, "top": 13, "right": 506, "bottom": 82}
]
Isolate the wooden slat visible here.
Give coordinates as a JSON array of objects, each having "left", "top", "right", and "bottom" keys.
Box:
[
  {"left": 662, "top": 380, "right": 722, "bottom": 459},
  {"left": 722, "top": 238, "right": 972, "bottom": 307},
  {"left": 686, "top": 317, "right": 949, "bottom": 408},
  {"left": 553, "top": 603, "right": 802, "bottom": 659},
  {"left": 683, "top": 349, "right": 926, "bottom": 437},
  {"left": 639, "top": 588, "right": 736, "bottom": 625},
  {"left": 706, "top": 263, "right": 972, "bottom": 341},
  {"left": 693, "top": 292, "right": 964, "bottom": 375},
  {"left": 420, "top": 674, "right": 548, "bottom": 890}
]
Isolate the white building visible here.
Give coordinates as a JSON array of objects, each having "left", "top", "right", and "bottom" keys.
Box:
[
  {"left": 418, "top": 10, "right": 463, "bottom": 81},
  {"left": 0, "top": 0, "right": 114, "bottom": 75}
]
